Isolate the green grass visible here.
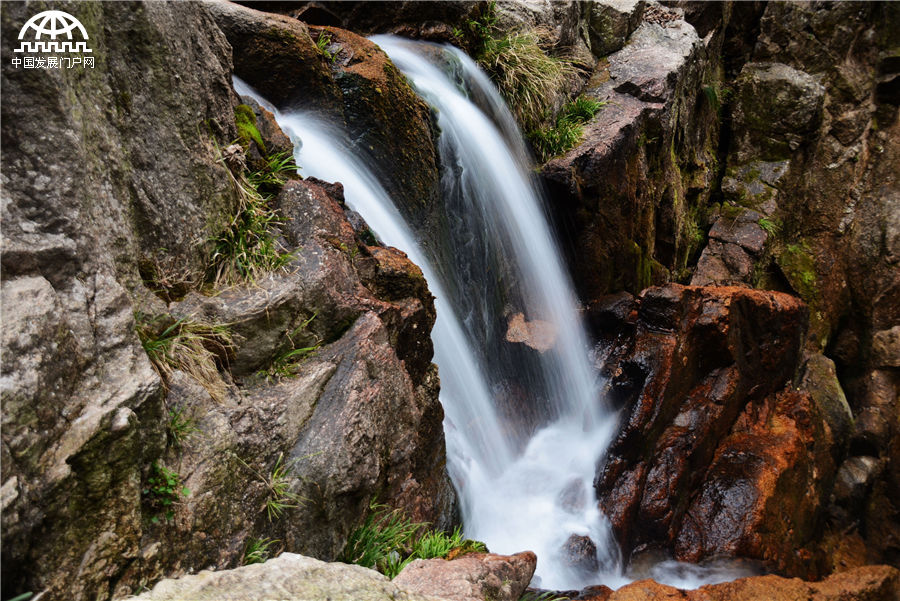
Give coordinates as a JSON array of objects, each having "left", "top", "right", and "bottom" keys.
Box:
[
  {"left": 265, "top": 453, "right": 305, "bottom": 521},
  {"left": 143, "top": 462, "right": 190, "bottom": 523},
  {"left": 466, "top": 1, "right": 574, "bottom": 131},
  {"left": 316, "top": 31, "right": 337, "bottom": 63},
  {"left": 528, "top": 95, "right": 606, "bottom": 162},
  {"left": 243, "top": 537, "right": 280, "bottom": 565},
  {"left": 136, "top": 313, "right": 234, "bottom": 402},
  {"left": 340, "top": 502, "right": 486, "bottom": 579}
]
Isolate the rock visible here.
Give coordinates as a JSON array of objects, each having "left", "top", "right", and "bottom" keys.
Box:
[
  {"left": 871, "top": 326, "right": 900, "bottom": 368},
  {"left": 562, "top": 534, "right": 600, "bottom": 575},
  {"left": 505, "top": 312, "right": 557, "bottom": 352},
  {"left": 673, "top": 390, "right": 835, "bottom": 578},
  {"left": 208, "top": 1, "right": 442, "bottom": 222},
  {"left": 1, "top": 2, "right": 238, "bottom": 599},
  {"left": 204, "top": 0, "right": 342, "bottom": 111},
  {"left": 133, "top": 552, "right": 444, "bottom": 601},
  {"left": 588, "top": 0, "right": 646, "bottom": 58},
  {"left": 586, "top": 291, "right": 638, "bottom": 336},
  {"left": 541, "top": 8, "right": 721, "bottom": 300},
  {"left": 799, "top": 354, "right": 854, "bottom": 452},
  {"left": 393, "top": 551, "right": 537, "bottom": 601},
  {"left": 594, "top": 285, "right": 826, "bottom": 575},
  {"left": 731, "top": 62, "right": 826, "bottom": 162},
  {"left": 833, "top": 456, "right": 881, "bottom": 510}
]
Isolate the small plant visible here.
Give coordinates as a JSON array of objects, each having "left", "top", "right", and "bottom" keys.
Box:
[
  {"left": 143, "top": 462, "right": 190, "bottom": 523},
  {"left": 519, "top": 591, "right": 570, "bottom": 601},
  {"left": 528, "top": 95, "right": 606, "bottom": 162},
  {"left": 243, "top": 537, "right": 281, "bottom": 565},
  {"left": 136, "top": 313, "right": 234, "bottom": 402},
  {"left": 247, "top": 151, "right": 301, "bottom": 195},
  {"left": 315, "top": 31, "right": 337, "bottom": 63},
  {"left": 232, "top": 452, "right": 307, "bottom": 521},
  {"left": 166, "top": 406, "right": 199, "bottom": 449},
  {"left": 340, "top": 502, "right": 425, "bottom": 578}
]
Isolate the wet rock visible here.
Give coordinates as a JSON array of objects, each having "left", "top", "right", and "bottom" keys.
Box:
[
  {"left": 871, "top": 326, "right": 900, "bottom": 369},
  {"left": 588, "top": 0, "right": 646, "bottom": 58},
  {"left": 505, "top": 312, "right": 557, "bottom": 353},
  {"left": 542, "top": 7, "right": 721, "bottom": 300},
  {"left": 594, "top": 284, "right": 823, "bottom": 575},
  {"left": 833, "top": 456, "right": 880, "bottom": 510},
  {"left": 562, "top": 534, "right": 600, "bottom": 575},
  {"left": 587, "top": 291, "right": 638, "bottom": 336},
  {"left": 134, "top": 552, "right": 443, "bottom": 601},
  {"left": 392, "top": 551, "right": 537, "bottom": 601},
  {"left": 674, "top": 390, "right": 835, "bottom": 578},
  {"left": 208, "top": 1, "right": 442, "bottom": 223}
]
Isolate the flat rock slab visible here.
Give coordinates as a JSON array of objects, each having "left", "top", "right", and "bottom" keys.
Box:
[
  {"left": 393, "top": 551, "right": 538, "bottom": 601},
  {"left": 133, "top": 553, "right": 444, "bottom": 601}
]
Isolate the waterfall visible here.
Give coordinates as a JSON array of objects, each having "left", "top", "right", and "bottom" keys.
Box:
[{"left": 235, "top": 36, "right": 752, "bottom": 591}]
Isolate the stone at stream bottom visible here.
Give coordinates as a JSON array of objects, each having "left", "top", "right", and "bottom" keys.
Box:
[
  {"left": 392, "top": 551, "right": 537, "bottom": 601},
  {"left": 133, "top": 553, "right": 445, "bottom": 601}
]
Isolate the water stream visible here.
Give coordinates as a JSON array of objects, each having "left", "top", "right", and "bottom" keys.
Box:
[{"left": 235, "top": 37, "right": 752, "bottom": 591}]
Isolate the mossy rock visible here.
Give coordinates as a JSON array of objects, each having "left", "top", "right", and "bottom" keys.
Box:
[{"left": 235, "top": 104, "right": 266, "bottom": 154}]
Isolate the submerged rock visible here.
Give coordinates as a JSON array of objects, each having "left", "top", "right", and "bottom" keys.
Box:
[{"left": 505, "top": 312, "right": 557, "bottom": 353}]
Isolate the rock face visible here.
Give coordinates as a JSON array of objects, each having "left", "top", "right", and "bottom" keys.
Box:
[
  {"left": 542, "top": 4, "right": 722, "bottom": 299},
  {"left": 206, "top": 0, "right": 442, "bottom": 228},
  {"left": 393, "top": 551, "right": 538, "bottom": 601},
  {"left": 1, "top": 2, "right": 453, "bottom": 600},
  {"left": 133, "top": 553, "right": 444, "bottom": 601},
  {"left": 594, "top": 284, "right": 836, "bottom": 577}
]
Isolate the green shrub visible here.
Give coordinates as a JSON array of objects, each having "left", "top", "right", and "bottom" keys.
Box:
[
  {"left": 466, "top": 1, "right": 573, "bottom": 131},
  {"left": 209, "top": 152, "right": 299, "bottom": 286}
]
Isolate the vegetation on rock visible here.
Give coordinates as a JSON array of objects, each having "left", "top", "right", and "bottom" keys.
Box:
[
  {"left": 341, "top": 501, "right": 486, "bottom": 579},
  {"left": 529, "top": 95, "right": 605, "bottom": 162}
]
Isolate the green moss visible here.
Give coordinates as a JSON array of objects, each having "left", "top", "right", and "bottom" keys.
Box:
[{"left": 234, "top": 104, "right": 266, "bottom": 154}]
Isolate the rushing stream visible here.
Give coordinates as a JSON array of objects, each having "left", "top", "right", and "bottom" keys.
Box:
[{"left": 235, "top": 37, "right": 753, "bottom": 591}]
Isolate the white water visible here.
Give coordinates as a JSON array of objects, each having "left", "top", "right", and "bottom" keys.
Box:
[{"left": 235, "top": 37, "right": 755, "bottom": 590}]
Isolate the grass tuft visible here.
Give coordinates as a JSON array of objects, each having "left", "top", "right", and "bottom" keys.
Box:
[
  {"left": 136, "top": 312, "right": 234, "bottom": 402},
  {"left": 166, "top": 405, "right": 199, "bottom": 449},
  {"left": 209, "top": 151, "right": 298, "bottom": 286},
  {"left": 466, "top": 2, "right": 574, "bottom": 131},
  {"left": 528, "top": 95, "right": 606, "bottom": 162},
  {"left": 341, "top": 502, "right": 486, "bottom": 579},
  {"left": 243, "top": 537, "right": 281, "bottom": 565}
]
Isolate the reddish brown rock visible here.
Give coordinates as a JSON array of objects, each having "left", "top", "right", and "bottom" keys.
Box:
[
  {"left": 392, "top": 551, "right": 537, "bottom": 601},
  {"left": 594, "top": 284, "right": 834, "bottom": 576}
]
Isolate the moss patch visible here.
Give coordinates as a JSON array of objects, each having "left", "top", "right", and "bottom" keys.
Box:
[{"left": 235, "top": 104, "right": 266, "bottom": 154}]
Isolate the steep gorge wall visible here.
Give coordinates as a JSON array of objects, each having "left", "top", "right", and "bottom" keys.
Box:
[{"left": 1, "top": 2, "right": 453, "bottom": 600}]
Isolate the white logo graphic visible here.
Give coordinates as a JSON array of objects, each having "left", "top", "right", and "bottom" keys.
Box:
[{"left": 11, "top": 10, "right": 94, "bottom": 69}]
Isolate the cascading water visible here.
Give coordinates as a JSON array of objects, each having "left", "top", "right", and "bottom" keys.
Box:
[{"left": 235, "top": 36, "right": 754, "bottom": 591}]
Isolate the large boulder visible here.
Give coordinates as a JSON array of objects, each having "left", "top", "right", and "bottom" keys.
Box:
[
  {"left": 1, "top": 3, "right": 453, "bottom": 600},
  {"left": 133, "top": 553, "right": 444, "bottom": 601},
  {"left": 1, "top": 2, "right": 237, "bottom": 599}
]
